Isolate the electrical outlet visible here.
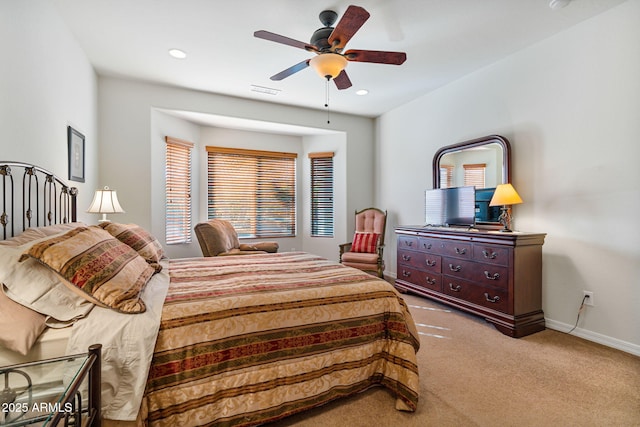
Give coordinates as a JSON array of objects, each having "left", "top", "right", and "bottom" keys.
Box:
[{"left": 583, "top": 291, "right": 594, "bottom": 307}]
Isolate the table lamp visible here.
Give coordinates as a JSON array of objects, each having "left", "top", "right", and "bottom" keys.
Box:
[
  {"left": 87, "top": 186, "right": 125, "bottom": 223},
  {"left": 489, "top": 183, "right": 523, "bottom": 232}
]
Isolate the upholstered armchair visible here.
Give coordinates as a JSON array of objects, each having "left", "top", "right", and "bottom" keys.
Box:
[
  {"left": 194, "top": 219, "right": 279, "bottom": 257},
  {"left": 339, "top": 208, "right": 387, "bottom": 278}
]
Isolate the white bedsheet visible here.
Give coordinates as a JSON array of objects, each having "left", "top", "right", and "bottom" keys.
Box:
[{"left": 65, "top": 260, "right": 169, "bottom": 421}]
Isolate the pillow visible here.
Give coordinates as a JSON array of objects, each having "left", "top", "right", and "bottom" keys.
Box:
[
  {"left": 0, "top": 222, "right": 87, "bottom": 247},
  {"left": 99, "top": 223, "right": 165, "bottom": 272},
  {"left": 19, "top": 226, "right": 155, "bottom": 314},
  {"left": 0, "top": 286, "right": 46, "bottom": 355},
  {"left": 0, "top": 236, "right": 93, "bottom": 323},
  {"left": 351, "top": 232, "right": 380, "bottom": 254}
]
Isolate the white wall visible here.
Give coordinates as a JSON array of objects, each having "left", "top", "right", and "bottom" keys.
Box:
[
  {"left": 98, "top": 78, "right": 374, "bottom": 258},
  {"left": 0, "top": 0, "right": 98, "bottom": 221},
  {"left": 376, "top": 1, "right": 640, "bottom": 354}
]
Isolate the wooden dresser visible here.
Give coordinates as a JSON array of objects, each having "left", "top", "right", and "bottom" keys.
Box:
[{"left": 395, "top": 226, "right": 546, "bottom": 338}]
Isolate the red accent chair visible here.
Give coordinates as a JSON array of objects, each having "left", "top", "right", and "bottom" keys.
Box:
[{"left": 339, "top": 208, "right": 387, "bottom": 278}]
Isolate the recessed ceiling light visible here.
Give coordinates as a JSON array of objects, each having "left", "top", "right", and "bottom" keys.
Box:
[
  {"left": 549, "top": 0, "right": 571, "bottom": 10},
  {"left": 168, "top": 48, "right": 187, "bottom": 59},
  {"left": 356, "top": 89, "right": 369, "bottom": 96}
]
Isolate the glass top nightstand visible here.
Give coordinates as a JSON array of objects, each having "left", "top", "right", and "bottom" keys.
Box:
[{"left": 1, "top": 344, "right": 101, "bottom": 427}]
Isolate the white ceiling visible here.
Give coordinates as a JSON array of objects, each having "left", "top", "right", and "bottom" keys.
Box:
[{"left": 53, "top": 0, "right": 625, "bottom": 118}]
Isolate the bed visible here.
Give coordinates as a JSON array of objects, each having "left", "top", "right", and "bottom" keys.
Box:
[{"left": 0, "top": 162, "right": 420, "bottom": 426}]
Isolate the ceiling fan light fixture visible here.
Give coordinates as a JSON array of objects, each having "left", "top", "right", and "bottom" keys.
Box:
[{"left": 309, "top": 53, "right": 347, "bottom": 80}]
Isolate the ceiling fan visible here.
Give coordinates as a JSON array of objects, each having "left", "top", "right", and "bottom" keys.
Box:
[{"left": 254, "top": 5, "right": 407, "bottom": 90}]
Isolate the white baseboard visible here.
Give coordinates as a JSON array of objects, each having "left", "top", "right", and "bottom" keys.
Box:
[
  {"left": 544, "top": 319, "right": 640, "bottom": 357},
  {"left": 388, "top": 272, "right": 640, "bottom": 357}
]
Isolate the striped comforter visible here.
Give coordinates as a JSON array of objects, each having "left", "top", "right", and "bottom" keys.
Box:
[{"left": 140, "top": 252, "right": 420, "bottom": 426}]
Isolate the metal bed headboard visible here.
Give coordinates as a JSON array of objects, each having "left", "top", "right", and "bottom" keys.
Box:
[{"left": 0, "top": 161, "right": 78, "bottom": 240}]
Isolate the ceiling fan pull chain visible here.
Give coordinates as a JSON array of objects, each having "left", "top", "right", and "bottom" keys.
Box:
[{"left": 325, "top": 77, "right": 331, "bottom": 124}]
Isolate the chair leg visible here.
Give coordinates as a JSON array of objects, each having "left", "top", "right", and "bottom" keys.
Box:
[{"left": 377, "top": 259, "right": 385, "bottom": 278}]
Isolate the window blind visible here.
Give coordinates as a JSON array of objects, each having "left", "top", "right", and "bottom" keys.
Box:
[
  {"left": 165, "top": 136, "right": 193, "bottom": 244},
  {"left": 309, "top": 152, "right": 334, "bottom": 237},
  {"left": 206, "top": 146, "right": 297, "bottom": 238},
  {"left": 440, "top": 165, "right": 454, "bottom": 188},
  {"left": 463, "top": 163, "right": 486, "bottom": 188}
]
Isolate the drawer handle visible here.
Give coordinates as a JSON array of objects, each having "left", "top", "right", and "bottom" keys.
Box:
[
  {"left": 426, "top": 277, "right": 436, "bottom": 285},
  {"left": 448, "top": 264, "right": 462, "bottom": 272},
  {"left": 402, "top": 254, "right": 412, "bottom": 261},
  {"left": 484, "top": 271, "right": 500, "bottom": 280},
  {"left": 449, "top": 283, "right": 461, "bottom": 292},
  {"left": 482, "top": 250, "right": 497, "bottom": 259},
  {"left": 402, "top": 270, "right": 411, "bottom": 277},
  {"left": 425, "top": 259, "right": 436, "bottom": 267},
  {"left": 423, "top": 243, "right": 432, "bottom": 249},
  {"left": 405, "top": 241, "right": 413, "bottom": 247},
  {"left": 484, "top": 293, "right": 500, "bottom": 303},
  {"left": 455, "top": 247, "right": 467, "bottom": 255}
]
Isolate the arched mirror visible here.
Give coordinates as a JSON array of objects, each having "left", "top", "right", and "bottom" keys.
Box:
[{"left": 433, "top": 135, "right": 511, "bottom": 227}]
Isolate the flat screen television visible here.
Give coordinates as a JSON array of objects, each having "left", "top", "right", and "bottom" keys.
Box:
[
  {"left": 425, "top": 186, "right": 476, "bottom": 227},
  {"left": 474, "top": 187, "right": 501, "bottom": 223}
]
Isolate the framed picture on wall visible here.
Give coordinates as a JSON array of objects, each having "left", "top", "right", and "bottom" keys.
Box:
[{"left": 68, "top": 126, "right": 85, "bottom": 182}]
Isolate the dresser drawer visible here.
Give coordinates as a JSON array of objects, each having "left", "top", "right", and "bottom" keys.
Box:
[
  {"left": 397, "top": 235, "right": 418, "bottom": 251},
  {"left": 442, "top": 278, "right": 508, "bottom": 313},
  {"left": 441, "top": 240, "right": 472, "bottom": 259},
  {"left": 397, "top": 266, "right": 441, "bottom": 292},
  {"left": 473, "top": 244, "right": 510, "bottom": 267},
  {"left": 442, "top": 257, "right": 509, "bottom": 289},
  {"left": 398, "top": 249, "right": 441, "bottom": 273},
  {"left": 418, "top": 237, "right": 445, "bottom": 254}
]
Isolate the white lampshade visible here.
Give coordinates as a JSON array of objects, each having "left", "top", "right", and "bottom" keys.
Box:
[
  {"left": 87, "top": 186, "right": 125, "bottom": 223},
  {"left": 309, "top": 53, "right": 348, "bottom": 80}
]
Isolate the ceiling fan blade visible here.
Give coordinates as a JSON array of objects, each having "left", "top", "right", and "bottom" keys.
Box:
[
  {"left": 344, "top": 49, "right": 407, "bottom": 65},
  {"left": 328, "top": 5, "right": 370, "bottom": 52},
  {"left": 254, "top": 30, "right": 318, "bottom": 52},
  {"left": 333, "top": 70, "right": 352, "bottom": 90},
  {"left": 270, "top": 59, "right": 311, "bottom": 81}
]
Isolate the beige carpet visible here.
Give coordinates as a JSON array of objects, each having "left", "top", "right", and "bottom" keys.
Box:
[{"left": 270, "top": 293, "right": 640, "bottom": 427}]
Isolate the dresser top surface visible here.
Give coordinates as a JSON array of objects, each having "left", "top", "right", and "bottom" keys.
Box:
[{"left": 396, "top": 225, "right": 546, "bottom": 245}]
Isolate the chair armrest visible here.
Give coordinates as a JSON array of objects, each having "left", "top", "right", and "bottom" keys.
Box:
[
  {"left": 218, "top": 251, "right": 265, "bottom": 256},
  {"left": 339, "top": 242, "right": 352, "bottom": 256},
  {"left": 239, "top": 242, "right": 279, "bottom": 253}
]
